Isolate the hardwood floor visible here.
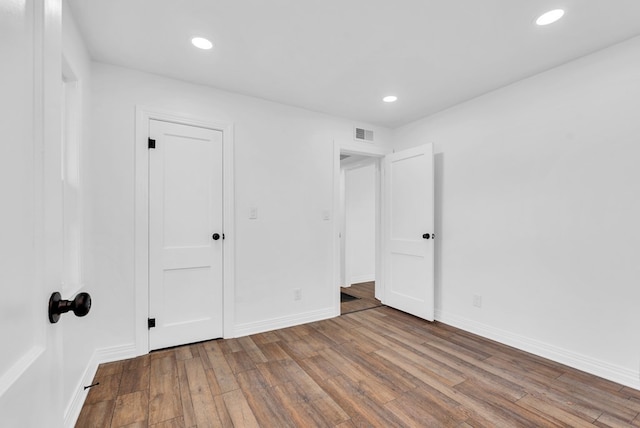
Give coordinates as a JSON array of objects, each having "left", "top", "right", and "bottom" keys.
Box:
[
  {"left": 77, "top": 306, "right": 640, "bottom": 427},
  {"left": 340, "top": 281, "right": 382, "bottom": 315}
]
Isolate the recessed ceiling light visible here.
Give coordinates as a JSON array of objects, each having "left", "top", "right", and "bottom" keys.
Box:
[
  {"left": 383, "top": 95, "right": 398, "bottom": 103},
  {"left": 191, "top": 37, "right": 213, "bottom": 50},
  {"left": 536, "top": 9, "right": 565, "bottom": 26}
]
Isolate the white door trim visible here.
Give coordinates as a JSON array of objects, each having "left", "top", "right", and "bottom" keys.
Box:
[
  {"left": 332, "top": 141, "right": 389, "bottom": 315},
  {"left": 134, "top": 106, "right": 235, "bottom": 355}
]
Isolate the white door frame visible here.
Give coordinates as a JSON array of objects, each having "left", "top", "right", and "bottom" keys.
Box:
[
  {"left": 332, "top": 141, "right": 389, "bottom": 315},
  {"left": 134, "top": 107, "right": 235, "bottom": 355}
]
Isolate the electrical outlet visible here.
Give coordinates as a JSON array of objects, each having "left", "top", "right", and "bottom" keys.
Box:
[
  {"left": 249, "top": 207, "right": 258, "bottom": 219},
  {"left": 473, "top": 295, "right": 482, "bottom": 308},
  {"left": 294, "top": 288, "right": 302, "bottom": 301}
]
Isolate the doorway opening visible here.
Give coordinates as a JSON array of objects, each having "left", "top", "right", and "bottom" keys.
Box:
[{"left": 339, "top": 151, "right": 383, "bottom": 315}]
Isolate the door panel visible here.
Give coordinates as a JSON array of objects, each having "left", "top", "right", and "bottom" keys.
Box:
[
  {"left": 384, "top": 144, "right": 435, "bottom": 321},
  {"left": 1, "top": 0, "right": 63, "bottom": 424},
  {"left": 149, "top": 120, "right": 223, "bottom": 350}
]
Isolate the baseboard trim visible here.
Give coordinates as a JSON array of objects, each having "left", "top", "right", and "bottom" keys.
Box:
[
  {"left": 64, "top": 343, "right": 137, "bottom": 428},
  {"left": 349, "top": 275, "right": 375, "bottom": 285},
  {"left": 234, "top": 308, "right": 336, "bottom": 338},
  {"left": 435, "top": 309, "right": 640, "bottom": 390},
  {"left": 0, "top": 346, "right": 45, "bottom": 398}
]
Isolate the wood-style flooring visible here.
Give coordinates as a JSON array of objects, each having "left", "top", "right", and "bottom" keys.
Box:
[
  {"left": 77, "top": 306, "right": 640, "bottom": 427},
  {"left": 340, "top": 281, "right": 382, "bottom": 315}
]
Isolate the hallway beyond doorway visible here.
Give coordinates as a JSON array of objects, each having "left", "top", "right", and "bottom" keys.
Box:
[{"left": 340, "top": 281, "right": 382, "bottom": 315}]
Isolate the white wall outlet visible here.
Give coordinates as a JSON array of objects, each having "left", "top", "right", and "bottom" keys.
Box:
[
  {"left": 249, "top": 207, "right": 258, "bottom": 219},
  {"left": 294, "top": 288, "right": 302, "bottom": 301},
  {"left": 322, "top": 210, "right": 330, "bottom": 221},
  {"left": 473, "top": 294, "right": 482, "bottom": 308}
]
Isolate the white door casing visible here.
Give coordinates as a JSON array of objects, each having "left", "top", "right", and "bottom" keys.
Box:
[
  {"left": 383, "top": 143, "right": 435, "bottom": 321},
  {"left": 148, "top": 120, "right": 224, "bottom": 350},
  {"left": 333, "top": 141, "right": 386, "bottom": 315}
]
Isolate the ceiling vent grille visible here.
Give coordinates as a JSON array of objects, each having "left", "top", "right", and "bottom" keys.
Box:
[{"left": 354, "top": 127, "right": 374, "bottom": 142}]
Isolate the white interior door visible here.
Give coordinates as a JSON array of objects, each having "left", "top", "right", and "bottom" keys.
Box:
[
  {"left": 149, "top": 120, "right": 224, "bottom": 350},
  {"left": 0, "top": 0, "right": 64, "bottom": 424},
  {"left": 383, "top": 143, "right": 435, "bottom": 321}
]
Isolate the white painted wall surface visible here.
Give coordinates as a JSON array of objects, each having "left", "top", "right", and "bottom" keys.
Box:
[
  {"left": 393, "top": 36, "right": 640, "bottom": 388},
  {"left": 87, "top": 62, "right": 391, "bottom": 344},
  {"left": 60, "top": 2, "right": 98, "bottom": 422},
  {"left": 344, "top": 164, "right": 376, "bottom": 284}
]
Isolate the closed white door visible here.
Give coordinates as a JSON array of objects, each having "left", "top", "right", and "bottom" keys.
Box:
[
  {"left": 149, "top": 120, "right": 224, "bottom": 350},
  {"left": 383, "top": 144, "right": 435, "bottom": 321}
]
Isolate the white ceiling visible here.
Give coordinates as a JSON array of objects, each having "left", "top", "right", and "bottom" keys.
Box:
[{"left": 67, "top": 0, "right": 640, "bottom": 128}]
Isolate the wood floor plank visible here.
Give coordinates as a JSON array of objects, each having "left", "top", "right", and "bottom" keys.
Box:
[
  {"left": 148, "top": 371, "right": 181, "bottom": 425},
  {"left": 183, "top": 357, "right": 223, "bottom": 428},
  {"left": 249, "top": 330, "right": 280, "bottom": 345},
  {"left": 174, "top": 346, "right": 193, "bottom": 361},
  {"left": 124, "top": 354, "right": 150, "bottom": 372},
  {"left": 110, "top": 390, "right": 149, "bottom": 427},
  {"left": 594, "top": 412, "right": 639, "bottom": 428},
  {"left": 150, "top": 354, "right": 178, "bottom": 379},
  {"left": 94, "top": 361, "right": 125, "bottom": 380},
  {"left": 240, "top": 384, "right": 297, "bottom": 427},
  {"left": 119, "top": 364, "right": 150, "bottom": 396},
  {"left": 175, "top": 360, "right": 197, "bottom": 428},
  {"left": 223, "top": 349, "right": 256, "bottom": 374},
  {"left": 254, "top": 341, "right": 291, "bottom": 362},
  {"left": 516, "top": 394, "right": 596, "bottom": 427},
  {"left": 85, "top": 373, "right": 122, "bottom": 405},
  {"left": 212, "top": 394, "right": 234, "bottom": 427},
  {"left": 148, "top": 417, "right": 185, "bottom": 428},
  {"left": 75, "top": 400, "right": 116, "bottom": 428},
  {"left": 454, "top": 379, "right": 564, "bottom": 428},
  {"left": 255, "top": 360, "right": 296, "bottom": 387},
  {"left": 203, "top": 342, "right": 240, "bottom": 393},
  {"left": 78, "top": 306, "right": 640, "bottom": 427},
  {"left": 321, "top": 375, "right": 406, "bottom": 427},
  {"left": 384, "top": 392, "right": 452, "bottom": 427},
  {"left": 221, "top": 389, "right": 259, "bottom": 427},
  {"left": 319, "top": 346, "right": 399, "bottom": 404},
  {"left": 270, "top": 382, "right": 333, "bottom": 428},
  {"left": 236, "top": 336, "right": 269, "bottom": 364}
]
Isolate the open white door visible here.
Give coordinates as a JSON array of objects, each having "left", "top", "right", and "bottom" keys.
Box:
[
  {"left": 148, "top": 120, "right": 224, "bottom": 350},
  {"left": 383, "top": 144, "right": 435, "bottom": 321},
  {"left": 0, "top": 0, "right": 64, "bottom": 424}
]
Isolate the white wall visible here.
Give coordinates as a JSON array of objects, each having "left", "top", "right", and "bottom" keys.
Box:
[
  {"left": 393, "top": 36, "right": 640, "bottom": 388},
  {"left": 61, "top": 2, "right": 97, "bottom": 421},
  {"left": 87, "top": 62, "right": 391, "bottom": 346},
  {"left": 344, "top": 163, "right": 376, "bottom": 284}
]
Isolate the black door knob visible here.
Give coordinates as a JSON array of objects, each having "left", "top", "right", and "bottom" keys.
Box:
[
  {"left": 422, "top": 233, "right": 431, "bottom": 239},
  {"left": 212, "top": 233, "right": 221, "bottom": 240},
  {"left": 48, "top": 292, "right": 92, "bottom": 323}
]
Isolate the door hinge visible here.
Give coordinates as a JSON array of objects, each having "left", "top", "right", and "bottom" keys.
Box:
[
  {"left": 148, "top": 138, "right": 156, "bottom": 149},
  {"left": 148, "top": 318, "right": 156, "bottom": 329}
]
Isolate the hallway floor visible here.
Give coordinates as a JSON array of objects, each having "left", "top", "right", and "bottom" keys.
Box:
[{"left": 340, "top": 281, "right": 382, "bottom": 315}]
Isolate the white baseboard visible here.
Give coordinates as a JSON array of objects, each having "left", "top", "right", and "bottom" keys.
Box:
[
  {"left": 435, "top": 309, "right": 640, "bottom": 391},
  {"left": 234, "top": 307, "right": 336, "bottom": 338},
  {"left": 0, "top": 346, "right": 44, "bottom": 398},
  {"left": 348, "top": 275, "right": 375, "bottom": 285},
  {"left": 64, "top": 343, "right": 137, "bottom": 428}
]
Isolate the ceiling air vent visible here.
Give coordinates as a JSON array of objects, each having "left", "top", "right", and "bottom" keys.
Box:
[{"left": 354, "top": 127, "right": 374, "bottom": 142}]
